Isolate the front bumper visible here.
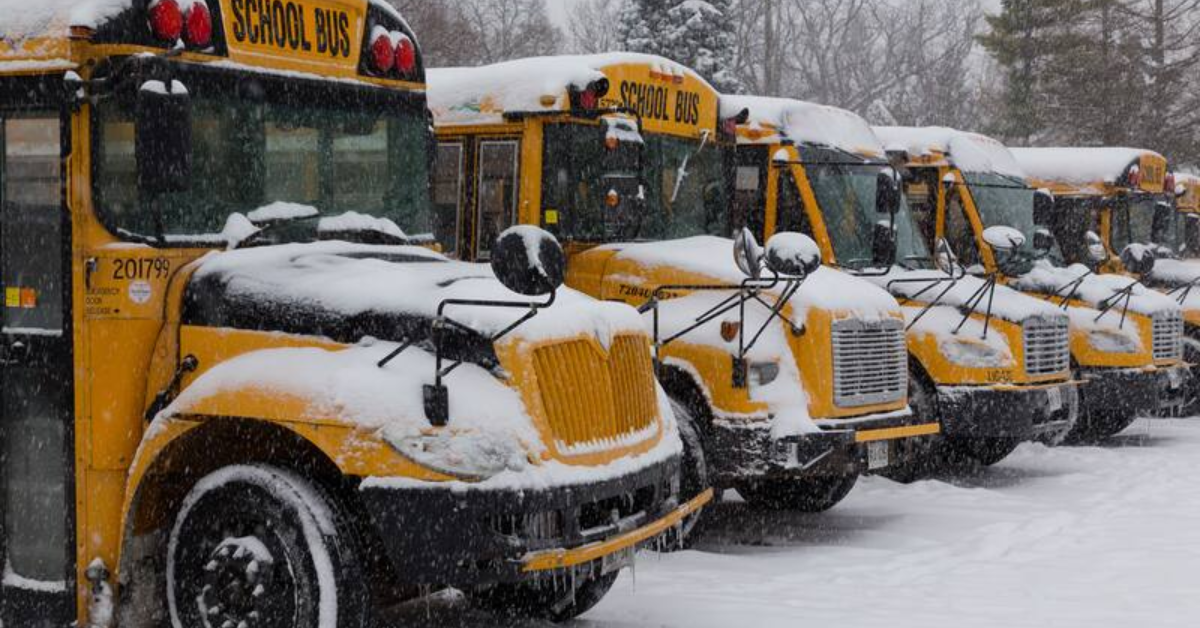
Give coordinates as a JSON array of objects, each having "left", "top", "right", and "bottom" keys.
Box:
[
  {"left": 357, "top": 455, "right": 706, "bottom": 588},
  {"left": 936, "top": 381, "right": 1080, "bottom": 441},
  {"left": 706, "top": 410, "right": 940, "bottom": 485},
  {"left": 1080, "top": 365, "right": 1188, "bottom": 418}
]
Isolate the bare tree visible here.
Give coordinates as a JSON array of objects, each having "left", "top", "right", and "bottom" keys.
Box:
[
  {"left": 460, "top": 0, "right": 564, "bottom": 63},
  {"left": 567, "top": 0, "right": 626, "bottom": 54},
  {"left": 387, "top": 0, "right": 483, "bottom": 66}
]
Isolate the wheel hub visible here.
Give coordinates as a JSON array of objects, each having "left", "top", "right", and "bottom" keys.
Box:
[{"left": 196, "top": 535, "right": 282, "bottom": 628}]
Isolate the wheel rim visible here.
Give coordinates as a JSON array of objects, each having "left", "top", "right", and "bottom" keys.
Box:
[{"left": 174, "top": 515, "right": 298, "bottom": 628}]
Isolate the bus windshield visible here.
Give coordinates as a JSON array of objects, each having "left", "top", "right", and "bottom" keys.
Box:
[
  {"left": 1112, "top": 197, "right": 1177, "bottom": 253},
  {"left": 642, "top": 133, "right": 729, "bottom": 240},
  {"left": 965, "top": 173, "right": 1065, "bottom": 264},
  {"left": 807, "top": 161, "right": 930, "bottom": 269},
  {"left": 94, "top": 70, "right": 432, "bottom": 245}
]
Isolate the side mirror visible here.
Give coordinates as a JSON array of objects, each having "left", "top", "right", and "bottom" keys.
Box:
[
  {"left": 1120, "top": 243, "right": 1156, "bottom": 276},
  {"left": 982, "top": 225, "right": 1026, "bottom": 252},
  {"left": 733, "top": 227, "right": 764, "bottom": 279},
  {"left": 1033, "top": 189, "right": 1055, "bottom": 226},
  {"left": 1033, "top": 228, "right": 1056, "bottom": 253},
  {"left": 1085, "top": 230, "right": 1109, "bottom": 264},
  {"left": 876, "top": 169, "right": 901, "bottom": 215},
  {"left": 765, "top": 232, "right": 822, "bottom": 277},
  {"left": 491, "top": 226, "right": 566, "bottom": 296},
  {"left": 934, "top": 237, "right": 958, "bottom": 274},
  {"left": 872, "top": 220, "right": 897, "bottom": 266},
  {"left": 136, "top": 79, "right": 192, "bottom": 195}
]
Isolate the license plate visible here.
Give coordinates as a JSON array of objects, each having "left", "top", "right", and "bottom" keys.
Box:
[
  {"left": 601, "top": 545, "right": 635, "bottom": 575},
  {"left": 1168, "top": 368, "right": 1183, "bottom": 389},
  {"left": 1046, "top": 386, "right": 1063, "bottom": 413},
  {"left": 867, "top": 440, "right": 889, "bottom": 470}
]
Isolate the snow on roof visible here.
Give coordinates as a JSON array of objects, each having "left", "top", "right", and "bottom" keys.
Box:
[
  {"left": 874, "top": 126, "right": 1026, "bottom": 179},
  {"left": 0, "top": 0, "right": 131, "bottom": 43},
  {"left": 191, "top": 241, "right": 647, "bottom": 344},
  {"left": 1010, "top": 147, "right": 1162, "bottom": 186},
  {"left": 722, "top": 95, "right": 884, "bottom": 157},
  {"left": 428, "top": 53, "right": 708, "bottom": 126},
  {"left": 598, "top": 236, "right": 901, "bottom": 320}
]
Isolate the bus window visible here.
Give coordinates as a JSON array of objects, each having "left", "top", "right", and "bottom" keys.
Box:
[
  {"left": 642, "top": 135, "right": 727, "bottom": 239},
  {"left": 732, "top": 152, "right": 764, "bottom": 242},
  {"left": 432, "top": 142, "right": 464, "bottom": 254},
  {"left": 475, "top": 140, "right": 519, "bottom": 259},
  {"left": 945, "top": 189, "right": 981, "bottom": 269},
  {"left": 777, "top": 168, "right": 811, "bottom": 238}
]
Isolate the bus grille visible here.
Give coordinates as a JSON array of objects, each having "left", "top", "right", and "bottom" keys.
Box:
[
  {"left": 1023, "top": 316, "right": 1070, "bottom": 377},
  {"left": 532, "top": 335, "right": 658, "bottom": 452},
  {"left": 831, "top": 318, "right": 907, "bottom": 408},
  {"left": 1153, "top": 311, "right": 1184, "bottom": 362}
]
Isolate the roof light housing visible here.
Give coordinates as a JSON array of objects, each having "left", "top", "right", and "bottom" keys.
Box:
[{"left": 148, "top": 0, "right": 183, "bottom": 42}]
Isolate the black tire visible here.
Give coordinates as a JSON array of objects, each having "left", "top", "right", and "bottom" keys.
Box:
[
  {"left": 945, "top": 436, "right": 1021, "bottom": 466},
  {"left": 473, "top": 571, "right": 619, "bottom": 622},
  {"left": 737, "top": 473, "right": 859, "bottom": 512},
  {"left": 882, "top": 366, "right": 939, "bottom": 483},
  {"left": 167, "top": 464, "right": 370, "bottom": 628},
  {"left": 660, "top": 398, "right": 709, "bottom": 550}
]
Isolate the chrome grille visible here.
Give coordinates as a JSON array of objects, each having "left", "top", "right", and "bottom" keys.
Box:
[
  {"left": 1023, "top": 316, "right": 1070, "bottom": 377},
  {"left": 831, "top": 318, "right": 907, "bottom": 408},
  {"left": 1153, "top": 311, "right": 1184, "bottom": 362}
]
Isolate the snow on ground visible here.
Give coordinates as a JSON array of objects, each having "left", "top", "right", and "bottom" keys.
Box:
[{"left": 380, "top": 417, "right": 1200, "bottom": 628}]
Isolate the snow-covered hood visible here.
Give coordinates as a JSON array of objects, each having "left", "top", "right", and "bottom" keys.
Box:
[
  {"left": 186, "top": 241, "right": 648, "bottom": 347},
  {"left": 868, "top": 268, "right": 1065, "bottom": 324},
  {"left": 595, "top": 236, "right": 901, "bottom": 321},
  {"left": 1009, "top": 260, "right": 1180, "bottom": 317},
  {"left": 1149, "top": 258, "right": 1200, "bottom": 287}
]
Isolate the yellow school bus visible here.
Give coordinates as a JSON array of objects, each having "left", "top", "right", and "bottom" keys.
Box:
[
  {"left": 1007, "top": 147, "right": 1193, "bottom": 418},
  {"left": 429, "top": 54, "right": 938, "bottom": 516},
  {"left": 873, "top": 135, "right": 1184, "bottom": 438},
  {"left": 723, "top": 96, "right": 1077, "bottom": 477},
  {"left": 0, "top": 2, "right": 707, "bottom": 626}
]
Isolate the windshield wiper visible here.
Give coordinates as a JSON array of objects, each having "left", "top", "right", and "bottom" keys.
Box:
[
  {"left": 232, "top": 213, "right": 321, "bottom": 249},
  {"left": 669, "top": 129, "right": 711, "bottom": 204},
  {"left": 886, "top": 268, "right": 963, "bottom": 331},
  {"left": 1094, "top": 277, "right": 1140, "bottom": 328}
]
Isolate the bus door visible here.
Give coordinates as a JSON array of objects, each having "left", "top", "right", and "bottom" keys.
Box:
[
  {"left": 474, "top": 139, "right": 519, "bottom": 260},
  {"left": 0, "top": 113, "right": 75, "bottom": 627}
]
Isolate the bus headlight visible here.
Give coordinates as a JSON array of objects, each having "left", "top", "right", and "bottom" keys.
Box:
[
  {"left": 1086, "top": 328, "right": 1141, "bottom": 354},
  {"left": 383, "top": 429, "right": 528, "bottom": 481},
  {"left": 942, "top": 337, "right": 1011, "bottom": 368}
]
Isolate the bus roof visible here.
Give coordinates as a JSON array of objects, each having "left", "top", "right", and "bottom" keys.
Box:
[
  {"left": 1010, "top": 147, "right": 1167, "bottom": 196},
  {"left": 721, "top": 95, "right": 884, "bottom": 158},
  {"left": 874, "top": 125, "right": 1026, "bottom": 180},
  {"left": 428, "top": 53, "right": 717, "bottom": 137}
]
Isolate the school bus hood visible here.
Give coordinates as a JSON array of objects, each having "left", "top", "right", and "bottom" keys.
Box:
[
  {"left": 579, "top": 236, "right": 902, "bottom": 320},
  {"left": 870, "top": 267, "right": 1066, "bottom": 325},
  {"left": 1009, "top": 260, "right": 1180, "bottom": 317}
]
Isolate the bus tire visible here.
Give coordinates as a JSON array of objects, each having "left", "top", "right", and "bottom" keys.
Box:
[
  {"left": 737, "top": 473, "right": 859, "bottom": 512},
  {"left": 166, "top": 464, "right": 370, "bottom": 628},
  {"left": 660, "top": 397, "right": 710, "bottom": 550},
  {"left": 473, "top": 571, "right": 619, "bottom": 622}
]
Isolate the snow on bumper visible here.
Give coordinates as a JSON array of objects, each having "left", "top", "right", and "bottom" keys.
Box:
[
  {"left": 1079, "top": 364, "right": 1189, "bottom": 418},
  {"left": 356, "top": 452, "right": 691, "bottom": 587},
  {"left": 936, "top": 381, "right": 1081, "bottom": 441},
  {"left": 706, "top": 409, "right": 938, "bottom": 485}
]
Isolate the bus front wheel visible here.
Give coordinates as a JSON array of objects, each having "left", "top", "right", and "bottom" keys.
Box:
[{"left": 166, "top": 464, "right": 370, "bottom": 628}]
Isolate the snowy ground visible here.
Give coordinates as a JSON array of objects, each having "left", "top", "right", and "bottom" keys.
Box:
[{"left": 383, "top": 417, "right": 1200, "bottom": 628}]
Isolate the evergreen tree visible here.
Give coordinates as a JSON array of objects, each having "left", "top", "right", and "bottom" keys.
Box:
[
  {"left": 617, "top": 0, "right": 673, "bottom": 57},
  {"left": 619, "top": 0, "right": 744, "bottom": 93}
]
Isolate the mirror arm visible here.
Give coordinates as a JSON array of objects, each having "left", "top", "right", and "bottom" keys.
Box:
[
  {"left": 741, "top": 278, "right": 805, "bottom": 354},
  {"left": 952, "top": 273, "right": 999, "bottom": 339}
]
